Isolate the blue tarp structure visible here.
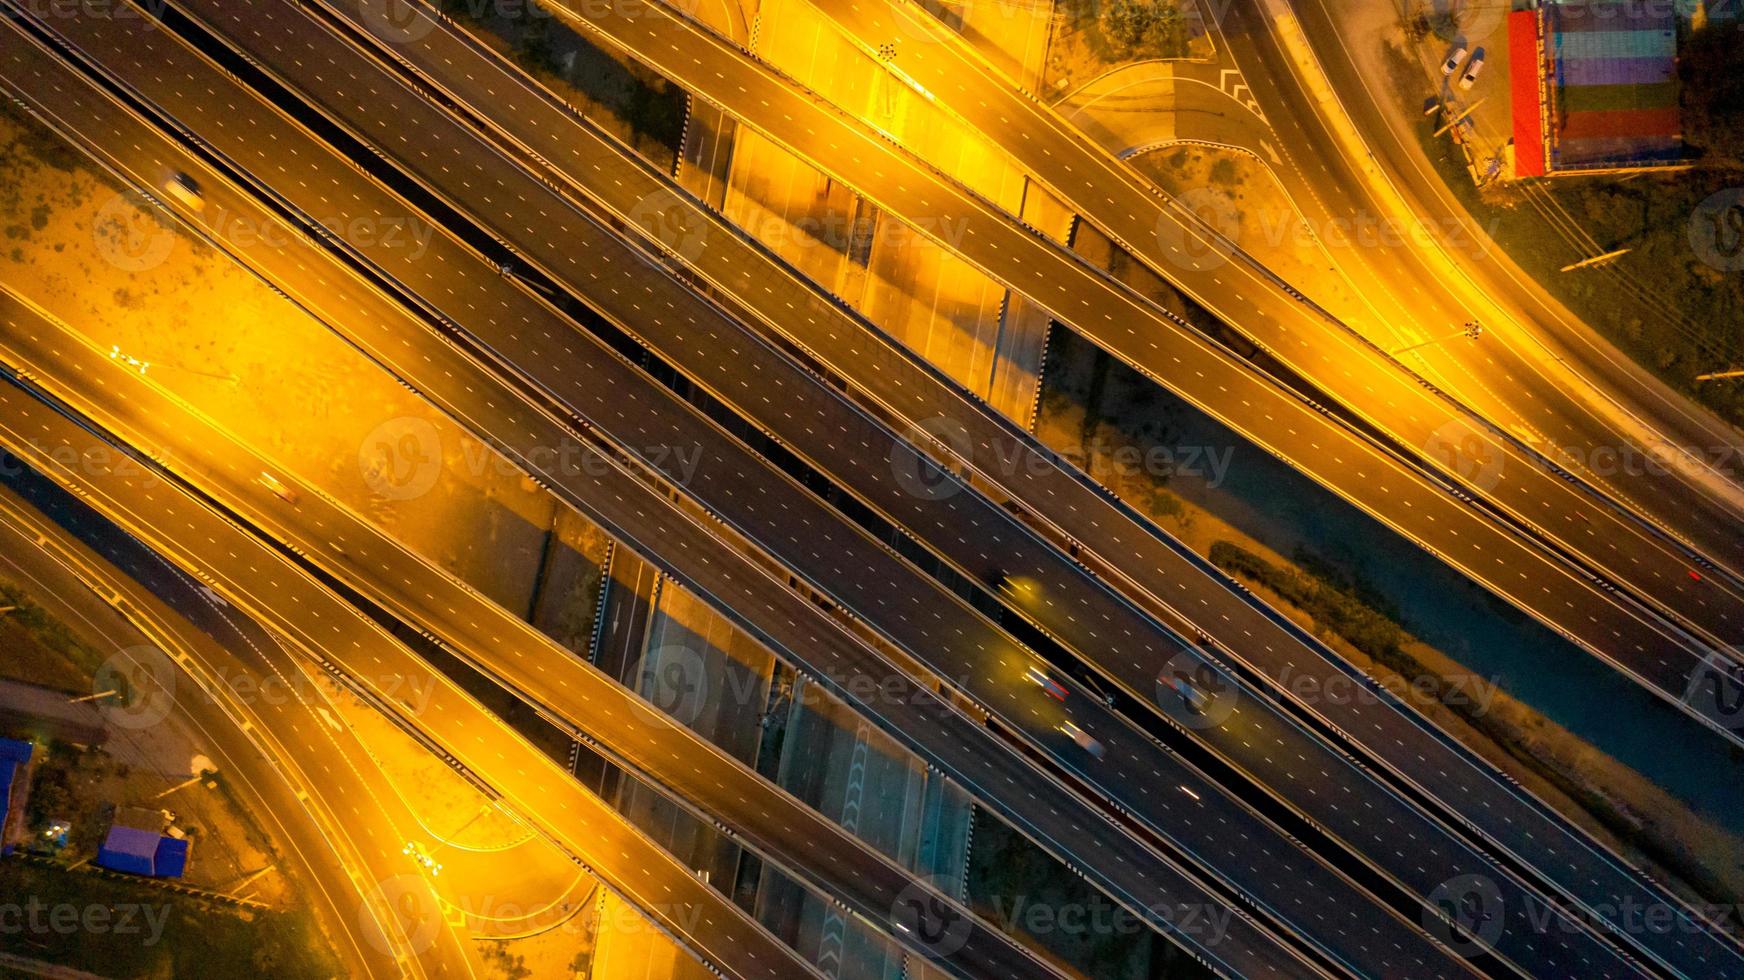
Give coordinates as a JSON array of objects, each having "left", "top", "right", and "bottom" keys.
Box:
[
  {"left": 96, "top": 822, "right": 190, "bottom": 878},
  {"left": 0, "top": 738, "right": 31, "bottom": 856},
  {"left": 97, "top": 824, "right": 161, "bottom": 876},
  {"left": 0, "top": 739, "right": 29, "bottom": 765}
]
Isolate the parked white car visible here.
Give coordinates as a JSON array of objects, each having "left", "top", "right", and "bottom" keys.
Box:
[{"left": 1460, "top": 49, "right": 1487, "bottom": 90}]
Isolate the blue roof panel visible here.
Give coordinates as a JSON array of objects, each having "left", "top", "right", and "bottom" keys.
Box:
[
  {"left": 97, "top": 825, "right": 162, "bottom": 875},
  {"left": 0, "top": 739, "right": 33, "bottom": 765},
  {"left": 153, "top": 837, "right": 189, "bottom": 879}
]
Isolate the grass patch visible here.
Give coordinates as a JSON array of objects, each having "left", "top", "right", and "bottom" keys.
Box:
[
  {"left": 0, "top": 857, "right": 337, "bottom": 978},
  {"left": 1208, "top": 541, "right": 1407, "bottom": 665},
  {"left": 1043, "top": 0, "right": 1212, "bottom": 96},
  {"left": 1681, "top": 21, "right": 1744, "bottom": 166},
  {"left": 964, "top": 806, "right": 1216, "bottom": 979},
  {"left": 0, "top": 583, "right": 111, "bottom": 691}
]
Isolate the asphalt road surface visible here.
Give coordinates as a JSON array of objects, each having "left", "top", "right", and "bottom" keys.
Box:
[
  {"left": 0, "top": 482, "right": 478, "bottom": 979},
  {"left": 291, "top": 6, "right": 1744, "bottom": 977},
  {"left": 0, "top": 374, "right": 825, "bottom": 980},
  {"left": 797, "top": 0, "right": 1744, "bottom": 646},
  {"left": 489, "top": 0, "right": 1744, "bottom": 748},
  {"left": 0, "top": 292, "right": 1059, "bottom": 980},
  {"left": 117, "top": 2, "right": 1678, "bottom": 975},
  {"left": 0, "top": 21, "right": 1328, "bottom": 977}
]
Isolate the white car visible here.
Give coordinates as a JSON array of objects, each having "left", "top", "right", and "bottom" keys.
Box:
[
  {"left": 163, "top": 172, "right": 205, "bottom": 213},
  {"left": 1441, "top": 47, "right": 1468, "bottom": 76},
  {"left": 1460, "top": 50, "right": 1486, "bottom": 90}
]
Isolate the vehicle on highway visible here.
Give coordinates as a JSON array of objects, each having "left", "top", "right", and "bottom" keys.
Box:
[
  {"left": 991, "top": 569, "right": 1036, "bottom": 601},
  {"left": 1058, "top": 720, "right": 1105, "bottom": 759},
  {"left": 163, "top": 172, "right": 205, "bottom": 212},
  {"left": 256, "top": 471, "right": 299, "bottom": 504},
  {"left": 1460, "top": 50, "right": 1486, "bottom": 90},
  {"left": 1024, "top": 664, "right": 1068, "bottom": 701},
  {"left": 1441, "top": 47, "right": 1468, "bottom": 75},
  {"left": 1164, "top": 669, "right": 1212, "bottom": 714},
  {"left": 402, "top": 840, "right": 442, "bottom": 877}
]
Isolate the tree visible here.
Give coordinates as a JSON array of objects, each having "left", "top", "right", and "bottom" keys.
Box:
[
  {"left": 1144, "top": 4, "right": 1186, "bottom": 56},
  {"left": 1101, "top": 0, "right": 1152, "bottom": 53},
  {"left": 1099, "top": 0, "right": 1187, "bottom": 58},
  {"left": 482, "top": 944, "right": 533, "bottom": 980},
  {"left": 1681, "top": 25, "right": 1744, "bottom": 164}
]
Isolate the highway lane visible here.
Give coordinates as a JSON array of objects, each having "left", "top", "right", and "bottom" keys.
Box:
[
  {"left": 787, "top": 0, "right": 1744, "bottom": 642},
  {"left": 1200, "top": 0, "right": 1744, "bottom": 648},
  {"left": 0, "top": 292, "right": 1060, "bottom": 980},
  {"left": 463, "top": 0, "right": 1744, "bottom": 739},
  {"left": 0, "top": 471, "right": 598, "bottom": 964},
  {"left": 295, "top": 4, "right": 1744, "bottom": 976},
  {"left": 161, "top": 3, "right": 1706, "bottom": 977},
  {"left": 0, "top": 377, "right": 824, "bottom": 980},
  {"left": 0, "top": 24, "right": 1328, "bottom": 978},
  {"left": 72, "top": 0, "right": 1567, "bottom": 973},
  {"left": 0, "top": 1, "right": 1702, "bottom": 976},
  {"left": 1151, "top": 14, "right": 1744, "bottom": 968},
  {"left": 54, "top": 0, "right": 1680, "bottom": 973},
  {"left": 0, "top": 484, "right": 469, "bottom": 980},
  {"left": 13, "top": 3, "right": 1716, "bottom": 969},
  {"left": 1224, "top": 0, "right": 1744, "bottom": 559}
]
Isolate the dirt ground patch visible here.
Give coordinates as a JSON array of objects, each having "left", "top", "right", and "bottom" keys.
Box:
[{"left": 1044, "top": 0, "right": 1213, "bottom": 98}]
